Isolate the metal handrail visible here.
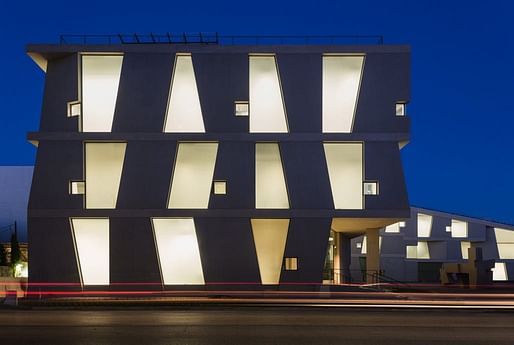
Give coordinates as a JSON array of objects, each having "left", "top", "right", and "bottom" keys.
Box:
[{"left": 58, "top": 33, "right": 384, "bottom": 46}]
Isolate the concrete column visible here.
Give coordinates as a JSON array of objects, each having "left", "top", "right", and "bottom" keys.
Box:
[
  {"left": 365, "top": 229, "right": 380, "bottom": 283},
  {"left": 339, "top": 235, "right": 352, "bottom": 283}
]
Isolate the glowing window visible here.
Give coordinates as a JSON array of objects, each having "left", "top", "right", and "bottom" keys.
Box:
[
  {"left": 85, "top": 143, "right": 126, "bottom": 209},
  {"left": 461, "top": 241, "right": 471, "bottom": 260},
  {"left": 284, "top": 257, "right": 298, "bottom": 271},
  {"left": 492, "top": 262, "right": 508, "bottom": 281},
  {"left": 356, "top": 242, "right": 362, "bottom": 249},
  {"left": 164, "top": 54, "right": 205, "bottom": 133},
  {"left": 323, "top": 142, "right": 363, "bottom": 209},
  {"left": 251, "top": 219, "right": 289, "bottom": 284},
  {"left": 451, "top": 219, "right": 468, "bottom": 238},
  {"left": 69, "top": 181, "right": 85, "bottom": 195},
  {"left": 322, "top": 55, "right": 364, "bottom": 133},
  {"left": 255, "top": 143, "right": 289, "bottom": 209},
  {"left": 71, "top": 218, "right": 109, "bottom": 286},
  {"left": 168, "top": 143, "right": 218, "bottom": 209},
  {"left": 152, "top": 218, "right": 204, "bottom": 285},
  {"left": 364, "top": 181, "right": 378, "bottom": 195},
  {"left": 67, "top": 101, "right": 81, "bottom": 117},
  {"left": 235, "top": 101, "right": 249, "bottom": 116},
  {"left": 385, "top": 222, "right": 400, "bottom": 233},
  {"left": 446, "top": 225, "right": 452, "bottom": 233},
  {"left": 399, "top": 221, "right": 406, "bottom": 227},
  {"left": 396, "top": 103, "right": 406, "bottom": 116},
  {"left": 81, "top": 55, "right": 123, "bottom": 132},
  {"left": 361, "top": 236, "right": 367, "bottom": 254},
  {"left": 495, "top": 228, "right": 514, "bottom": 260},
  {"left": 406, "top": 241, "right": 430, "bottom": 259},
  {"left": 417, "top": 213, "right": 432, "bottom": 238},
  {"left": 249, "top": 55, "right": 288, "bottom": 133},
  {"left": 213, "top": 181, "right": 226, "bottom": 195}
]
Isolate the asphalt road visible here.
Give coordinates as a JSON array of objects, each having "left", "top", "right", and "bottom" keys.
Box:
[{"left": 1, "top": 307, "right": 514, "bottom": 345}]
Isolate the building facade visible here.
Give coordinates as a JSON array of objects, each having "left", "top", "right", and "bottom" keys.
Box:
[
  {"left": 27, "top": 40, "right": 410, "bottom": 290},
  {"left": 349, "top": 207, "right": 514, "bottom": 284}
]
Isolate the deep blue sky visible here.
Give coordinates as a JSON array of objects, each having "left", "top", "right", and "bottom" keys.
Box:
[{"left": 1, "top": 1, "right": 513, "bottom": 224}]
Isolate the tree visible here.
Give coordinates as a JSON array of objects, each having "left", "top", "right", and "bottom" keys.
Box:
[
  {"left": 10, "top": 222, "right": 21, "bottom": 266},
  {"left": 0, "top": 243, "right": 7, "bottom": 266}
]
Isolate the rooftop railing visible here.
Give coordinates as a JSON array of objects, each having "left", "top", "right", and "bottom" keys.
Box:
[{"left": 58, "top": 33, "right": 384, "bottom": 45}]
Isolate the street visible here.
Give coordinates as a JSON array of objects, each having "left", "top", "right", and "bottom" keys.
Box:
[{"left": 1, "top": 307, "right": 514, "bottom": 345}]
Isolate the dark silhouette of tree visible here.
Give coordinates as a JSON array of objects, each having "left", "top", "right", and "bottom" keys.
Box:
[
  {"left": 10, "top": 222, "right": 21, "bottom": 265},
  {"left": 0, "top": 243, "right": 7, "bottom": 266}
]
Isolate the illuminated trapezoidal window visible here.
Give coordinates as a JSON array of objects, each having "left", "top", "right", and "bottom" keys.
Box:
[
  {"left": 213, "top": 181, "right": 226, "bottom": 195},
  {"left": 491, "top": 262, "right": 508, "bottom": 281},
  {"left": 446, "top": 225, "right": 452, "bottom": 232},
  {"left": 494, "top": 228, "right": 514, "bottom": 259},
  {"left": 385, "top": 222, "right": 401, "bottom": 233},
  {"left": 396, "top": 103, "right": 406, "bottom": 116},
  {"left": 360, "top": 235, "right": 383, "bottom": 254},
  {"left": 323, "top": 142, "right": 363, "bottom": 210},
  {"left": 363, "top": 181, "right": 378, "bottom": 195},
  {"left": 81, "top": 55, "right": 123, "bottom": 132},
  {"left": 249, "top": 55, "right": 288, "bottom": 133},
  {"left": 234, "top": 101, "right": 249, "bottom": 116},
  {"left": 284, "top": 257, "right": 298, "bottom": 271},
  {"left": 322, "top": 55, "right": 364, "bottom": 133},
  {"left": 461, "top": 241, "right": 471, "bottom": 260},
  {"left": 85, "top": 143, "right": 126, "bottom": 209},
  {"left": 164, "top": 54, "right": 205, "bottom": 133},
  {"left": 451, "top": 219, "right": 468, "bottom": 238},
  {"left": 255, "top": 143, "right": 289, "bottom": 209},
  {"left": 69, "top": 181, "right": 85, "bottom": 195},
  {"left": 406, "top": 241, "right": 430, "bottom": 259},
  {"left": 71, "top": 218, "right": 109, "bottom": 286},
  {"left": 417, "top": 213, "right": 432, "bottom": 238},
  {"left": 67, "top": 101, "right": 81, "bottom": 117},
  {"left": 251, "top": 219, "right": 289, "bottom": 285},
  {"left": 168, "top": 143, "right": 218, "bottom": 209},
  {"left": 152, "top": 218, "right": 204, "bottom": 285}
]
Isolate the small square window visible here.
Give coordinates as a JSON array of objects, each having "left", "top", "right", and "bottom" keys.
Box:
[
  {"left": 284, "top": 257, "right": 298, "bottom": 271},
  {"left": 363, "top": 182, "right": 378, "bottom": 195},
  {"left": 399, "top": 221, "right": 406, "bottom": 227},
  {"left": 356, "top": 242, "right": 362, "bottom": 249},
  {"left": 70, "top": 181, "right": 85, "bottom": 195},
  {"left": 395, "top": 103, "right": 406, "bottom": 116},
  {"left": 68, "top": 101, "right": 81, "bottom": 117},
  {"left": 213, "top": 181, "right": 227, "bottom": 195},
  {"left": 446, "top": 226, "right": 452, "bottom": 233},
  {"left": 234, "top": 101, "right": 249, "bottom": 116}
]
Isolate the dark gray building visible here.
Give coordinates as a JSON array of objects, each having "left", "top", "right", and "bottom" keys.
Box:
[{"left": 26, "top": 38, "right": 410, "bottom": 290}]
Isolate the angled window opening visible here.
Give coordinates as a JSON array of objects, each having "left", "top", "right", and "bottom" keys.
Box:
[
  {"left": 213, "top": 181, "right": 227, "bottom": 195},
  {"left": 363, "top": 181, "right": 378, "bottom": 195},
  {"left": 255, "top": 143, "right": 289, "bottom": 209},
  {"left": 406, "top": 241, "right": 430, "bottom": 259},
  {"left": 494, "top": 228, "right": 514, "bottom": 259},
  {"left": 234, "top": 101, "right": 249, "bottom": 116},
  {"left": 322, "top": 55, "right": 365, "bottom": 133},
  {"left": 396, "top": 102, "right": 406, "bottom": 116},
  {"left": 164, "top": 54, "right": 205, "bottom": 133},
  {"left": 492, "top": 262, "right": 508, "bottom": 281},
  {"left": 251, "top": 219, "right": 289, "bottom": 284},
  {"left": 70, "top": 218, "right": 110, "bottom": 286},
  {"left": 461, "top": 241, "right": 472, "bottom": 260},
  {"left": 67, "top": 101, "right": 81, "bottom": 117},
  {"left": 249, "top": 55, "right": 288, "bottom": 133},
  {"left": 84, "top": 142, "right": 126, "bottom": 209},
  {"left": 81, "top": 55, "right": 123, "bottom": 132},
  {"left": 69, "top": 180, "right": 85, "bottom": 195},
  {"left": 451, "top": 219, "right": 468, "bottom": 238},
  {"left": 417, "top": 213, "right": 433, "bottom": 238},
  {"left": 152, "top": 218, "right": 204, "bottom": 285},
  {"left": 284, "top": 257, "right": 298, "bottom": 271},
  {"left": 323, "top": 142, "right": 363, "bottom": 210},
  {"left": 385, "top": 222, "right": 400, "bottom": 233},
  {"left": 168, "top": 142, "right": 218, "bottom": 209}
]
